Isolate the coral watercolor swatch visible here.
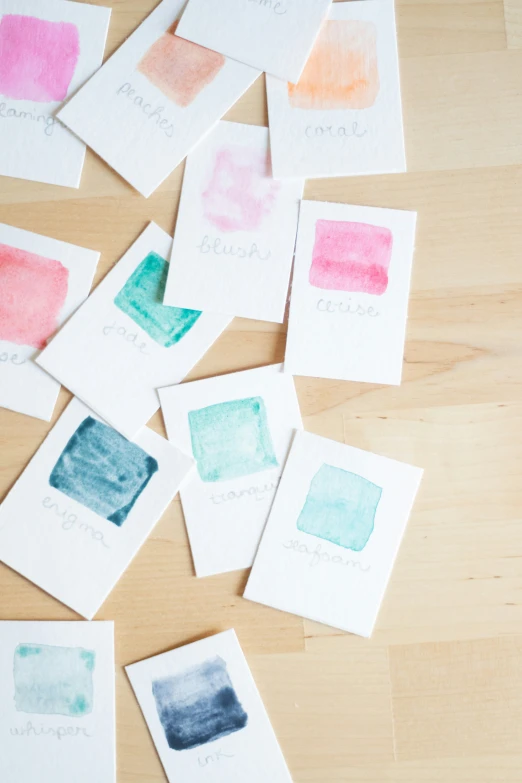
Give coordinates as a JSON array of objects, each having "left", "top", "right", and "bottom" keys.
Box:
[
  {"left": 309, "top": 219, "right": 393, "bottom": 295},
  {"left": 288, "top": 20, "right": 379, "bottom": 111},
  {"left": 137, "top": 21, "right": 225, "bottom": 107},
  {"left": 266, "top": 0, "right": 406, "bottom": 179},
  {"left": 0, "top": 243, "right": 69, "bottom": 350},
  {"left": 0, "top": 14, "right": 79, "bottom": 103}
]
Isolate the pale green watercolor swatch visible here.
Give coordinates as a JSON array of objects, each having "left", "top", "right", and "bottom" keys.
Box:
[
  {"left": 14, "top": 644, "right": 95, "bottom": 718},
  {"left": 297, "top": 464, "right": 382, "bottom": 551},
  {"left": 189, "top": 396, "right": 278, "bottom": 483}
]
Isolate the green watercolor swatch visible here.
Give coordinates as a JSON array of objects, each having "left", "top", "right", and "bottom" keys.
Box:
[
  {"left": 13, "top": 643, "right": 96, "bottom": 718},
  {"left": 114, "top": 251, "right": 201, "bottom": 348},
  {"left": 188, "top": 396, "right": 278, "bottom": 483},
  {"left": 297, "top": 464, "right": 382, "bottom": 552}
]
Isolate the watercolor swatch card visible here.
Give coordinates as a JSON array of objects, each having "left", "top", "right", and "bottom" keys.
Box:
[
  {"left": 267, "top": 0, "right": 406, "bottom": 179},
  {"left": 159, "top": 364, "right": 302, "bottom": 576},
  {"left": 126, "top": 629, "right": 293, "bottom": 783},
  {"left": 57, "top": 0, "right": 259, "bottom": 197},
  {"left": 0, "top": 223, "right": 99, "bottom": 421},
  {"left": 285, "top": 200, "right": 417, "bottom": 385},
  {"left": 164, "top": 121, "right": 303, "bottom": 322},
  {"left": 245, "top": 431, "right": 423, "bottom": 636},
  {"left": 0, "top": 621, "right": 115, "bottom": 783},
  {"left": 0, "top": 0, "right": 111, "bottom": 187},
  {"left": 177, "top": 0, "right": 331, "bottom": 82},
  {"left": 37, "top": 223, "right": 231, "bottom": 440},
  {"left": 0, "top": 398, "right": 194, "bottom": 618}
]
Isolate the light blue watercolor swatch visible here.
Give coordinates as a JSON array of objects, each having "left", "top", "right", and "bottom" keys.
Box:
[
  {"left": 13, "top": 643, "right": 95, "bottom": 718},
  {"left": 49, "top": 416, "right": 158, "bottom": 527},
  {"left": 188, "top": 396, "right": 279, "bottom": 483},
  {"left": 152, "top": 656, "right": 248, "bottom": 752},
  {"left": 297, "top": 464, "right": 382, "bottom": 551},
  {"left": 114, "top": 251, "right": 202, "bottom": 348}
]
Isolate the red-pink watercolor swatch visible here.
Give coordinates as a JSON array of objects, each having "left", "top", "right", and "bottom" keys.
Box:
[
  {"left": 0, "top": 243, "right": 69, "bottom": 349},
  {"left": 0, "top": 15, "right": 80, "bottom": 103},
  {"left": 309, "top": 219, "right": 393, "bottom": 295},
  {"left": 202, "top": 145, "right": 281, "bottom": 233}
]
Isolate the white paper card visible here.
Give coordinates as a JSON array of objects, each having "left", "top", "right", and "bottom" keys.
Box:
[
  {"left": 177, "top": 0, "right": 331, "bottom": 82},
  {"left": 57, "top": 0, "right": 259, "bottom": 197},
  {"left": 37, "top": 223, "right": 231, "bottom": 440},
  {"left": 267, "top": 0, "right": 406, "bottom": 179},
  {"left": 164, "top": 121, "right": 303, "bottom": 322},
  {"left": 0, "top": 398, "right": 194, "bottom": 618},
  {"left": 245, "top": 431, "right": 423, "bottom": 637},
  {"left": 0, "top": 0, "right": 110, "bottom": 187},
  {"left": 0, "top": 223, "right": 99, "bottom": 421},
  {"left": 126, "top": 629, "right": 293, "bottom": 783},
  {"left": 0, "top": 621, "right": 115, "bottom": 783},
  {"left": 285, "top": 200, "right": 417, "bottom": 385},
  {"left": 159, "top": 364, "right": 302, "bottom": 576}
]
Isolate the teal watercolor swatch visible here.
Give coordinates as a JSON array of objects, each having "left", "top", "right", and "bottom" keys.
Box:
[
  {"left": 13, "top": 643, "right": 95, "bottom": 718},
  {"left": 49, "top": 416, "right": 158, "bottom": 527},
  {"left": 188, "top": 396, "right": 278, "bottom": 483},
  {"left": 297, "top": 464, "right": 382, "bottom": 552},
  {"left": 114, "top": 251, "right": 202, "bottom": 348}
]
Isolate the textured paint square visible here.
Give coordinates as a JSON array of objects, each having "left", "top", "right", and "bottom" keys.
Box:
[
  {"left": 0, "top": 14, "right": 80, "bottom": 103},
  {"left": 0, "top": 242, "right": 69, "bottom": 349},
  {"left": 13, "top": 643, "right": 95, "bottom": 717},
  {"left": 114, "top": 252, "right": 202, "bottom": 348},
  {"left": 189, "top": 396, "right": 278, "bottom": 483},
  {"left": 288, "top": 20, "right": 379, "bottom": 111},
  {"left": 49, "top": 416, "right": 158, "bottom": 527},
  {"left": 309, "top": 219, "right": 393, "bottom": 295},
  {"left": 297, "top": 463, "right": 382, "bottom": 551},
  {"left": 137, "top": 21, "right": 225, "bottom": 108},
  {"left": 152, "top": 656, "right": 248, "bottom": 751},
  {"left": 202, "top": 144, "right": 280, "bottom": 233}
]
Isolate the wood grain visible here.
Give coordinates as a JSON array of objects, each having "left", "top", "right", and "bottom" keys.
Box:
[{"left": 1, "top": 1, "right": 521, "bottom": 780}]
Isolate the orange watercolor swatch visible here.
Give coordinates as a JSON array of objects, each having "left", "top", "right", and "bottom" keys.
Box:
[
  {"left": 287, "top": 20, "right": 379, "bottom": 111},
  {"left": 137, "top": 21, "right": 225, "bottom": 108}
]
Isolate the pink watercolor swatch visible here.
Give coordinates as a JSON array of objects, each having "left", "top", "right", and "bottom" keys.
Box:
[
  {"left": 309, "top": 220, "right": 393, "bottom": 295},
  {"left": 0, "top": 15, "right": 80, "bottom": 103},
  {"left": 0, "top": 243, "right": 69, "bottom": 349},
  {"left": 202, "top": 145, "right": 281, "bottom": 233}
]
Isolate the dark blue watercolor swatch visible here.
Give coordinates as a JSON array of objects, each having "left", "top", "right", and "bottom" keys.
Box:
[
  {"left": 49, "top": 416, "right": 158, "bottom": 527},
  {"left": 152, "top": 656, "right": 248, "bottom": 751}
]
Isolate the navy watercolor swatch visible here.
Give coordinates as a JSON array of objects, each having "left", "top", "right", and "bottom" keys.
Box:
[
  {"left": 152, "top": 656, "right": 248, "bottom": 751},
  {"left": 49, "top": 416, "right": 158, "bottom": 526}
]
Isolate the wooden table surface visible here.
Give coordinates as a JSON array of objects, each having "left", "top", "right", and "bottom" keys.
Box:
[{"left": 2, "top": 1, "right": 522, "bottom": 780}]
